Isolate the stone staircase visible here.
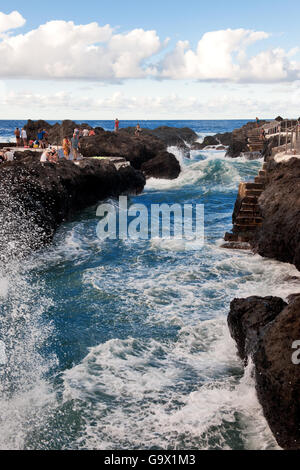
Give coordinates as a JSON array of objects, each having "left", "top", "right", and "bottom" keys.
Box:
[
  {"left": 247, "top": 128, "right": 264, "bottom": 152},
  {"left": 224, "top": 164, "right": 267, "bottom": 244}
]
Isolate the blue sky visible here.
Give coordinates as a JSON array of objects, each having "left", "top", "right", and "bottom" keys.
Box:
[{"left": 0, "top": 0, "right": 300, "bottom": 119}]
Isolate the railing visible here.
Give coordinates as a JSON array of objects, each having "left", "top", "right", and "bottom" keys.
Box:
[{"left": 265, "top": 120, "right": 300, "bottom": 155}]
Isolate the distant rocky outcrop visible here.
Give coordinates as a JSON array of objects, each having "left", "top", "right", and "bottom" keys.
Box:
[
  {"left": 120, "top": 125, "right": 198, "bottom": 150},
  {"left": 79, "top": 131, "right": 181, "bottom": 179},
  {"left": 22, "top": 120, "right": 183, "bottom": 180},
  {"left": 228, "top": 295, "right": 300, "bottom": 450}
]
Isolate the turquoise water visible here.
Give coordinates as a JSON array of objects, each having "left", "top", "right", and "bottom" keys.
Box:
[{"left": 0, "top": 121, "right": 297, "bottom": 450}]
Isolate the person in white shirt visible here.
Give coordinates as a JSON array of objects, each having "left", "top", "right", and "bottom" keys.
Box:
[
  {"left": 82, "top": 129, "right": 89, "bottom": 137},
  {"left": 40, "top": 149, "right": 51, "bottom": 162},
  {"left": 4, "top": 150, "right": 14, "bottom": 162},
  {"left": 21, "top": 128, "right": 27, "bottom": 147}
]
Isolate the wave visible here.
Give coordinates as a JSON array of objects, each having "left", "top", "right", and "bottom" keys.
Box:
[
  {"left": 62, "top": 322, "right": 278, "bottom": 450},
  {"left": 146, "top": 146, "right": 261, "bottom": 193}
]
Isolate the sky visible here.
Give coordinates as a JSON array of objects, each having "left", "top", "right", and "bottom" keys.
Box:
[{"left": 0, "top": 0, "right": 300, "bottom": 119}]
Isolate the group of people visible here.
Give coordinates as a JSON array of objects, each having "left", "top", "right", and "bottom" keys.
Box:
[
  {"left": 40, "top": 126, "right": 92, "bottom": 163},
  {"left": 14, "top": 125, "right": 96, "bottom": 150},
  {"left": 14, "top": 127, "right": 28, "bottom": 147},
  {"left": 11, "top": 121, "right": 144, "bottom": 165},
  {"left": 14, "top": 127, "right": 48, "bottom": 149}
]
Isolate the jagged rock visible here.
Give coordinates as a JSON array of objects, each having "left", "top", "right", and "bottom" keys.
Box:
[
  {"left": 198, "top": 135, "right": 219, "bottom": 149},
  {"left": 228, "top": 296, "right": 300, "bottom": 449},
  {"left": 226, "top": 140, "right": 249, "bottom": 158},
  {"left": 22, "top": 120, "right": 184, "bottom": 179},
  {"left": 262, "top": 136, "right": 279, "bottom": 161},
  {"left": 121, "top": 126, "right": 198, "bottom": 148},
  {"left": 13, "top": 150, "right": 42, "bottom": 162},
  {"left": 0, "top": 159, "right": 145, "bottom": 259},
  {"left": 252, "top": 158, "right": 300, "bottom": 270},
  {"left": 254, "top": 296, "right": 300, "bottom": 450},
  {"left": 141, "top": 151, "right": 181, "bottom": 180},
  {"left": 23, "top": 119, "right": 52, "bottom": 142},
  {"left": 228, "top": 296, "right": 287, "bottom": 362},
  {"left": 240, "top": 151, "right": 263, "bottom": 160},
  {"left": 79, "top": 131, "right": 180, "bottom": 179}
]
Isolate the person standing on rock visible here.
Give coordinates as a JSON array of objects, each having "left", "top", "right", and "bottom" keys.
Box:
[
  {"left": 114, "top": 119, "right": 119, "bottom": 132},
  {"left": 135, "top": 124, "right": 141, "bottom": 137},
  {"left": 37, "top": 129, "right": 46, "bottom": 149},
  {"left": 71, "top": 133, "right": 80, "bottom": 161},
  {"left": 14, "top": 128, "right": 21, "bottom": 147},
  {"left": 82, "top": 128, "right": 89, "bottom": 137},
  {"left": 21, "top": 128, "right": 27, "bottom": 147},
  {"left": 62, "top": 136, "right": 71, "bottom": 160}
]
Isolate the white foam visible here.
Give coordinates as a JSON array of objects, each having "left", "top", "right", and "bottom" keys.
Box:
[
  {"left": 0, "top": 278, "right": 8, "bottom": 298},
  {"left": 63, "top": 319, "right": 278, "bottom": 450},
  {"left": 0, "top": 341, "right": 7, "bottom": 365}
]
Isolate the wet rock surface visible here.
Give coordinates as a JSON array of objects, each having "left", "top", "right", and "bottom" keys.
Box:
[
  {"left": 79, "top": 131, "right": 181, "bottom": 179},
  {"left": 228, "top": 296, "right": 287, "bottom": 362},
  {"left": 228, "top": 296, "right": 300, "bottom": 449},
  {"left": 0, "top": 159, "right": 145, "bottom": 258},
  {"left": 252, "top": 158, "right": 300, "bottom": 270}
]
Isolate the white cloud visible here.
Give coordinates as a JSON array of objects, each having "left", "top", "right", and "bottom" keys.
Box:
[
  {"left": 0, "top": 12, "right": 300, "bottom": 84},
  {"left": 161, "top": 29, "right": 300, "bottom": 83},
  {"left": 0, "top": 16, "right": 161, "bottom": 80},
  {"left": 0, "top": 10, "right": 25, "bottom": 33},
  {"left": 3, "top": 87, "right": 300, "bottom": 120}
]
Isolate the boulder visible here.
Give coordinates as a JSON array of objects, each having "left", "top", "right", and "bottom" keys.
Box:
[
  {"left": 141, "top": 151, "right": 181, "bottom": 180},
  {"left": 79, "top": 131, "right": 180, "bottom": 179},
  {"left": 226, "top": 140, "right": 248, "bottom": 158},
  {"left": 228, "top": 296, "right": 287, "bottom": 362},
  {"left": 228, "top": 295, "right": 300, "bottom": 449}
]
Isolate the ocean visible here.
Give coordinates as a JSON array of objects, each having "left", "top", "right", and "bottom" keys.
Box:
[{"left": 0, "top": 120, "right": 296, "bottom": 450}]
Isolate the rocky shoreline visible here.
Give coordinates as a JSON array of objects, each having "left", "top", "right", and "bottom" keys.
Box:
[
  {"left": 0, "top": 158, "right": 146, "bottom": 261},
  {"left": 225, "top": 118, "right": 300, "bottom": 450},
  {"left": 0, "top": 120, "right": 203, "bottom": 259},
  {"left": 2, "top": 118, "right": 299, "bottom": 448}
]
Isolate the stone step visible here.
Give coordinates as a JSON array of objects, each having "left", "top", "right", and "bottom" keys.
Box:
[
  {"left": 239, "top": 210, "right": 256, "bottom": 216},
  {"left": 224, "top": 232, "right": 253, "bottom": 243},
  {"left": 238, "top": 210, "right": 261, "bottom": 217},
  {"left": 233, "top": 224, "right": 261, "bottom": 233},
  {"left": 254, "top": 177, "right": 266, "bottom": 184},
  {"left": 236, "top": 217, "right": 263, "bottom": 225},
  {"left": 245, "top": 189, "right": 264, "bottom": 198},
  {"left": 240, "top": 204, "right": 259, "bottom": 212},
  {"left": 243, "top": 196, "right": 259, "bottom": 204},
  {"left": 245, "top": 182, "right": 265, "bottom": 190}
]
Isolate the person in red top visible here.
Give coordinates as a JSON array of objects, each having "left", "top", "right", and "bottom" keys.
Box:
[{"left": 114, "top": 119, "right": 120, "bottom": 132}]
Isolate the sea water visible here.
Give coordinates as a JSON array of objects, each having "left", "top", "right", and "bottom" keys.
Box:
[{"left": 0, "top": 120, "right": 298, "bottom": 450}]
